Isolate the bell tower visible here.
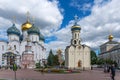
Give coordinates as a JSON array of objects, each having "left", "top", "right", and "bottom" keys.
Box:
[{"left": 71, "top": 15, "right": 81, "bottom": 46}]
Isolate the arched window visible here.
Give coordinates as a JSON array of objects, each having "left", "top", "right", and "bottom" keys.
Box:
[
  {"left": 14, "top": 45, "right": 16, "bottom": 50},
  {"left": 32, "top": 36, "right": 33, "bottom": 41},
  {"left": 74, "top": 40, "right": 76, "bottom": 44},
  {"left": 75, "top": 34, "right": 76, "bottom": 38}
]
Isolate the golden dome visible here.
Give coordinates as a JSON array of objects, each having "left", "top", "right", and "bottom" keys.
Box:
[
  {"left": 21, "top": 21, "right": 32, "bottom": 31},
  {"left": 108, "top": 34, "right": 113, "bottom": 41}
]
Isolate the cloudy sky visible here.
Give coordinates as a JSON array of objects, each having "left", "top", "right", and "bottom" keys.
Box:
[{"left": 0, "top": 0, "right": 120, "bottom": 55}]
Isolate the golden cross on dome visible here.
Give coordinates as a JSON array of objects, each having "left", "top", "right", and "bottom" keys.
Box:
[
  {"left": 12, "top": 16, "right": 16, "bottom": 24},
  {"left": 109, "top": 28, "right": 112, "bottom": 35},
  {"left": 32, "top": 16, "right": 35, "bottom": 24},
  {"left": 26, "top": 11, "right": 30, "bottom": 22}
]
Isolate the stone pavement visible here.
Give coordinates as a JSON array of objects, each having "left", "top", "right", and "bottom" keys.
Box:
[{"left": 0, "top": 68, "right": 120, "bottom": 80}]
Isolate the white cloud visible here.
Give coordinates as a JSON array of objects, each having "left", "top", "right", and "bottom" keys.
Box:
[
  {"left": 81, "top": 0, "right": 120, "bottom": 48},
  {"left": 0, "top": 0, "right": 64, "bottom": 56},
  {"left": 70, "top": 0, "right": 93, "bottom": 11},
  {"left": 46, "top": 0, "right": 120, "bottom": 54},
  {"left": 1, "top": 0, "right": 120, "bottom": 55},
  {"left": 0, "top": 0, "right": 63, "bottom": 36}
]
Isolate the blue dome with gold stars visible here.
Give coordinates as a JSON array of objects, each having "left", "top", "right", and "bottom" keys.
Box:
[
  {"left": 7, "top": 24, "right": 20, "bottom": 36},
  {"left": 27, "top": 24, "right": 40, "bottom": 35}
]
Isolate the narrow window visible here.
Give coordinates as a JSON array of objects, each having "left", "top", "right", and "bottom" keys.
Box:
[
  {"left": 75, "top": 34, "right": 76, "bottom": 38},
  {"left": 2, "top": 45, "right": 4, "bottom": 51},
  {"left": 32, "top": 36, "right": 33, "bottom": 41},
  {"left": 14, "top": 45, "right": 16, "bottom": 50}
]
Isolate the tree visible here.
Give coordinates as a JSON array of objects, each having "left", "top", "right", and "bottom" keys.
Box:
[
  {"left": 91, "top": 50, "right": 98, "bottom": 65},
  {"left": 35, "top": 62, "right": 41, "bottom": 68},
  {"left": 54, "top": 55, "right": 59, "bottom": 65},
  {"left": 96, "top": 58, "right": 104, "bottom": 65},
  {"left": 56, "top": 49, "right": 64, "bottom": 67},
  {"left": 47, "top": 49, "right": 55, "bottom": 66},
  {"left": 105, "top": 58, "right": 114, "bottom": 64}
]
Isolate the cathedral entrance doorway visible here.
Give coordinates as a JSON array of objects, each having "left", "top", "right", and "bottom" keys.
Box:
[
  {"left": 24, "top": 64, "right": 27, "bottom": 69},
  {"left": 78, "top": 60, "right": 81, "bottom": 67},
  {"left": 2, "top": 52, "right": 16, "bottom": 68}
]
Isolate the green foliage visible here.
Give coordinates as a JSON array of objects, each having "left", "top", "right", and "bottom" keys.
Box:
[
  {"left": 91, "top": 50, "right": 98, "bottom": 65},
  {"left": 13, "top": 64, "right": 17, "bottom": 71},
  {"left": 54, "top": 55, "right": 59, "bottom": 65},
  {"left": 47, "top": 49, "right": 55, "bottom": 66},
  {"left": 105, "top": 58, "right": 114, "bottom": 64},
  {"left": 96, "top": 58, "right": 118, "bottom": 67},
  {"left": 96, "top": 58, "right": 104, "bottom": 65},
  {"left": 36, "top": 62, "right": 41, "bottom": 68},
  {"left": 47, "top": 49, "right": 65, "bottom": 67},
  {"left": 105, "top": 58, "right": 117, "bottom": 66}
]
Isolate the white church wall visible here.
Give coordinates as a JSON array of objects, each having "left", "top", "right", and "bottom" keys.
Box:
[
  {"left": 68, "top": 46, "right": 76, "bottom": 68},
  {"left": 32, "top": 43, "right": 37, "bottom": 62},
  {"left": 20, "top": 41, "right": 27, "bottom": 55},
  {"left": 75, "top": 46, "right": 83, "bottom": 68},
  {"left": 0, "top": 41, "right": 7, "bottom": 66},
  {"left": 83, "top": 46, "right": 91, "bottom": 69},
  {"left": 8, "top": 41, "right": 20, "bottom": 52},
  {"left": 42, "top": 48, "right": 46, "bottom": 59}
]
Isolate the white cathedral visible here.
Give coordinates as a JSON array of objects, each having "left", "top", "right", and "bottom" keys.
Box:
[
  {"left": 65, "top": 16, "right": 91, "bottom": 70},
  {"left": 0, "top": 14, "right": 46, "bottom": 69}
]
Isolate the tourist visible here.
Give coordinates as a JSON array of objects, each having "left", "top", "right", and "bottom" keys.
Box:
[{"left": 110, "top": 64, "right": 116, "bottom": 80}]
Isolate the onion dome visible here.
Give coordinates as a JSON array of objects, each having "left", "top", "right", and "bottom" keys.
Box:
[
  {"left": 71, "top": 15, "right": 81, "bottom": 31},
  {"left": 21, "top": 12, "right": 32, "bottom": 31},
  {"left": 27, "top": 24, "right": 40, "bottom": 35},
  {"left": 108, "top": 34, "right": 113, "bottom": 41},
  {"left": 39, "top": 33, "right": 45, "bottom": 41},
  {"left": 7, "top": 24, "right": 20, "bottom": 36},
  {"left": 21, "top": 21, "right": 32, "bottom": 31},
  {"left": 71, "top": 22, "right": 81, "bottom": 31}
]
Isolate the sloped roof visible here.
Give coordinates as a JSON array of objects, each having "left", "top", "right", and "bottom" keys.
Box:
[{"left": 100, "top": 41, "right": 119, "bottom": 47}]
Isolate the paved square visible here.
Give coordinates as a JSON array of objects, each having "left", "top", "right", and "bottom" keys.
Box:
[{"left": 0, "top": 68, "right": 119, "bottom": 80}]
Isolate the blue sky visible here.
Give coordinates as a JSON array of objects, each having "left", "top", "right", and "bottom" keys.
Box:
[
  {"left": 45, "top": 0, "right": 94, "bottom": 43},
  {"left": 0, "top": 0, "right": 120, "bottom": 55},
  {"left": 59, "top": 0, "right": 94, "bottom": 28}
]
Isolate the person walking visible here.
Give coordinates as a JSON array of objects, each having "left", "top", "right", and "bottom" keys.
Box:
[{"left": 110, "top": 64, "right": 116, "bottom": 80}]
